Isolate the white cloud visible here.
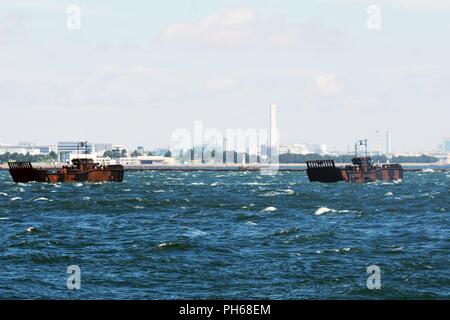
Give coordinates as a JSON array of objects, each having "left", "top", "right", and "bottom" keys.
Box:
[
  {"left": 161, "top": 7, "right": 339, "bottom": 48},
  {"left": 161, "top": 8, "right": 257, "bottom": 47}
]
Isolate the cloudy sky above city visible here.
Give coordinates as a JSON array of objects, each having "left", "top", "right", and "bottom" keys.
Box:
[{"left": 0, "top": 0, "right": 449, "bottom": 152}]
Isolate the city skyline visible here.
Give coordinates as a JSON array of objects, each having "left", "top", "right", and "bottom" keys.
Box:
[
  {"left": 1, "top": 1, "right": 449, "bottom": 151},
  {"left": 2, "top": 134, "right": 450, "bottom": 155}
]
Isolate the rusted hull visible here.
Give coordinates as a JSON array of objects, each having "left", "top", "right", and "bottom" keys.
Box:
[
  {"left": 306, "top": 160, "right": 403, "bottom": 183},
  {"left": 46, "top": 169, "right": 124, "bottom": 183},
  {"left": 341, "top": 168, "right": 403, "bottom": 183},
  {"left": 8, "top": 162, "right": 124, "bottom": 183}
]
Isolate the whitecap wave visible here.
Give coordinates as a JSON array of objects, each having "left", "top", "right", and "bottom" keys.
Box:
[
  {"left": 34, "top": 197, "right": 49, "bottom": 201},
  {"left": 261, "top": 206, "right": 278, "bottom": 212},
  {"left": 10, "top": 197, "right": 22, "bottom": 201},
  {"left": 314, "top": 207, "right": 336, "bottom": 215},
  {"left": 261, "top": 189, "right": 294, "bottom": 197}
]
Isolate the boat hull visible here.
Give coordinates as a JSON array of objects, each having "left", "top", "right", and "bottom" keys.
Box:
[
  {"left": 8, "top": 162, "right": 124, "bottom": 183},
  {"left": 342, "top": 167, "right": 403, "bottom": 183},
  {"left": 306, "top": 160, "right": 403, "bottom": 183}
]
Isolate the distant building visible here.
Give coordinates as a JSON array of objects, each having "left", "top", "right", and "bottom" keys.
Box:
[
  {"left": 57, "top": 142, "right": 93, "bottom": 163},
  {"left": 307, "top": 144, "right": 327, "bottom": 155},
  {"left": 136, "top": 146, "right": 145, "bottom": 154},
  {"left": 35, "top": 145, "right": 57, "bottom": 155},
  {"left": 443, "top": 138, "right": 450, "bottom": 152},
  {"left": 386, "top": 131, "right": 391, "bottom": 154},
  {"left": 0, "top": 145, "right": 40, "bottom": 155},
  {"left": 260, "top": 144, "right": 268, "bottom": 157},
  {"left": 119, "top": 156, "right": 175, "bottom": 166},
  {"left": 269, "top": 104, "right": 278, "bottom": 157},
  {"left": 94, "top": 143, "right": 113, "bottom": 155},
  {"left": 277, "top": 144, "right": 307, "bottom": 155},
  {"left": 0, "top": 142, "right": 55, "bottom": 156}
]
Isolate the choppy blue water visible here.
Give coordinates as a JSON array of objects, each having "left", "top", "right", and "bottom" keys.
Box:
[{"left": 0, "top": 169, "right": 448, "bottom": 299}]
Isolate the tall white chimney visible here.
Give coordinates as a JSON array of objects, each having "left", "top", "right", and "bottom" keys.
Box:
[
  {"left": 269, "top": 104, "right": 278, "bottom": 156},
  {"left": 386, "top": 130, "right": 391, "bottom": 154}
]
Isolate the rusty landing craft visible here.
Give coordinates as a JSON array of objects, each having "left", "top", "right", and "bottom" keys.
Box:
[
  {"left": 306, "top": 139, "right": 403, "bottom": 183},
  {"left": 8, "top": 142, "right": 124, "bottom": 183}
]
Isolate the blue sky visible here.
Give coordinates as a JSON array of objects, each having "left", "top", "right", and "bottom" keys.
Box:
[{"left": 1, "top": 0, "right": 449, "bottom": 152}]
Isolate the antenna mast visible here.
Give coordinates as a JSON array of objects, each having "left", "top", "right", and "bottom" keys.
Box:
[{"left": 355, "top": 139, "right": 368, "bottom": 158}]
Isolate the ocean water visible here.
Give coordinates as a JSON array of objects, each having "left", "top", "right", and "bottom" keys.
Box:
[{"left": 0, "top": 169, "right": 448, "bottom": 299}]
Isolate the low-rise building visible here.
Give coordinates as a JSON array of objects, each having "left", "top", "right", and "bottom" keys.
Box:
[
  {"left": 278, "top": 144, "right": 308, "bottom": 155},
  {"left": 119, "top": 156, "right": 175, "bottom": 166},
  {"left": 0, "top": 145, "right": 41, "bottom": 155}
]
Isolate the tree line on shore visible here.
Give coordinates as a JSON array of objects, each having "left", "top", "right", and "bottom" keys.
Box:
[{"left": 0, "top": 152, "right": 58, "bottom": 164}]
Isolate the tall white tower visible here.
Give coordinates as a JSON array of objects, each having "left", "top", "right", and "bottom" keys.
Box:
[
  {"left": 269, "top": 104, "right": 278, "bottom": 156},
  {"left": 386, "top": 130, "right": 391, "bottom": 154},
  {"left": 375, "top": 130, "right": 380, "bottom": 154}
]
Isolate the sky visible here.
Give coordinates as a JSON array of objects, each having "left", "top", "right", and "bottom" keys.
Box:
[{"left": 0, "top": 0, "right": 449, "bottom": 152}]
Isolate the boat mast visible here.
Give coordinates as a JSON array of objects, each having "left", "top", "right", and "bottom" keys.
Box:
[
  {"left": 355, "top": 139, "right": 368, "bottom": 158},
  {"left": 364, "top": 139, "right": 368, "bottom": 158}
]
